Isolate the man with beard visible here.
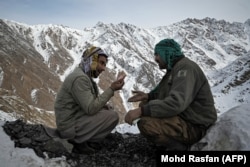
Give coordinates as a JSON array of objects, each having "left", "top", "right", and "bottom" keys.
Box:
[
  {"left": 125, "top": 39, "right": 217, "bottom": 150},
  {"left": 54, "top": 46, "right": 126, "bottom": 154}
]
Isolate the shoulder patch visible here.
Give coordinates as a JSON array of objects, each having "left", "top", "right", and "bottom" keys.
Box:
[{"left": 177, "top": 70, "right": 187, "bottom": 77}]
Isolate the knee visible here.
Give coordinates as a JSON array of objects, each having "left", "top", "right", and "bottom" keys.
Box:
[
  {"left": 137, "top": 117, "right": 155, "bottom": 135},
  {"left": 105, "top": 110, "right": 119, "bottom": 125},
  {"left": 137, "top": 117, "right": 146, "bottom": 131},
  {"left": 112, "top": 111, "right": 119, "bottom": 123}
]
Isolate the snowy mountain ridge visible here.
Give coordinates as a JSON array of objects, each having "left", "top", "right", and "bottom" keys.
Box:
[{"left": 0, "top": 17, "right": 250, "bottom": 126}]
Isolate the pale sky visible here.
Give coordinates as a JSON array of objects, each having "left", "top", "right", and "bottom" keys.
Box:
[{"left": 0, "top": 0, "right": 249, "bottom": 29}]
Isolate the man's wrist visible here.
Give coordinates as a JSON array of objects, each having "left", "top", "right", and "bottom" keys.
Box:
[
  {"left": 110, "top": 86, "right": 115, "bottom": 91},
  {"left": 141, "top": 105, "right": 151, "bottom": 116},
  {"left": 137, "top": 107, "right": 142, "bottom": 117}
]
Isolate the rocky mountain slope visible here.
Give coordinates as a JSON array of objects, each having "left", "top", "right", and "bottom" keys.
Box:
[{"left": 0, "top": 17, "right": 250, "bottom": 126}]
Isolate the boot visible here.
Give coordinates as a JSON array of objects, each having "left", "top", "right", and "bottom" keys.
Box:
[
  {"left": 87, "top": 141, "right": 103, "bottom": 150},
  {"left": 68, "top": 140, "right": 95, "bottom": 154}
]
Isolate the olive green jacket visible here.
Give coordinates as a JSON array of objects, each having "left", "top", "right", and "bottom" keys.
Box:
[
  {"left": 54, "top": 67, "right": 114, "bottom": 131},
  {"left": 142, "top": 57, "right": 217, "bottom": 127}
]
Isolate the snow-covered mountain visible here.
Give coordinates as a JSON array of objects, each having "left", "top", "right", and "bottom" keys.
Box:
[{"left": 0, "top": 17, "right": 250, "bottom": 126}]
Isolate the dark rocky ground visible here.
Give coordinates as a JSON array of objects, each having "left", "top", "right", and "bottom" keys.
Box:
[{"left": 2, "top": 119, "right": 158, "bottom": 167}]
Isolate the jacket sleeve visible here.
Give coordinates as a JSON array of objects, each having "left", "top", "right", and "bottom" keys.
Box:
[
  {"left": 142, "top": 64, "right": 202, "bottom": 118},
  {"left": 71, "top": 76, "right": 114, "bottom": 115}
]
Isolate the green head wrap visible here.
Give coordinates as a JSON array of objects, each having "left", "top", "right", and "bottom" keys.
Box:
[{"left": 154, "top": 39, "right": 183, "bottom": 70}]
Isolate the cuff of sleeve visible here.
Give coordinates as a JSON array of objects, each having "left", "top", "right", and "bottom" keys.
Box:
[
  {"left": 109, "top": 87, "right": 115, "bottom": 93},
  {"left": 141, "top": 104, "right": 151, "bottom": 116},
  {"left": 107, "top": 87, "right": 115, "bottom": 96},
  {"left": 147, "top": 93, "right": 151, "bottom": 101}
]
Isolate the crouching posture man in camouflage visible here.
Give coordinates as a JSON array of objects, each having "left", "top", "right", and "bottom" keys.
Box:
[
  {"left": 125, "top": 39, "right": 217, "bottom": 150},
  {"left": 54, "top": 46, "right": 126, "bottom": 154}
]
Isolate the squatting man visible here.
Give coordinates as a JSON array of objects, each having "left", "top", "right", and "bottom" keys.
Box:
[
  {"left": 125, "top": 39, "right": 217, "bottom": 150},
  {"left": 52, "top": 46, "right": 126, "bottom": 154}
]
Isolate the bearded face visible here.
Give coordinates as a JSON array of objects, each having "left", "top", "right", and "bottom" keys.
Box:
[
  {"left": 154, "top": 54, "right": 167, "bottom": 70},
  {"left": 91, "top": 55, "right": 108, "bottom": 78},
  {"left": 80, "top": 46, "right": 108, "bottom": 78}
]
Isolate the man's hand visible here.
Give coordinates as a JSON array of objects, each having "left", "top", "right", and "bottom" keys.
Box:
[
  {"left": 110, "top": 75, "right": 126, "bottom": 91},
  {"left": 127, "top": 90, "right": 148, "bottom": 102},
  {"left": 125, "top": 108, "right": 142, "bottom": 125},
  {"left": 117, "top": 71, "right": 126, "bottom": 80}
]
